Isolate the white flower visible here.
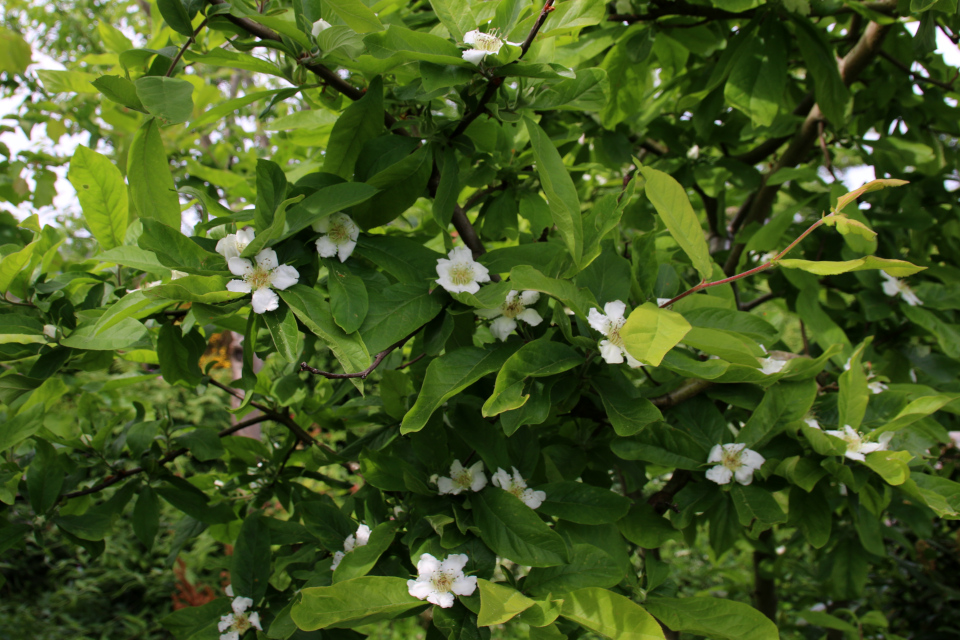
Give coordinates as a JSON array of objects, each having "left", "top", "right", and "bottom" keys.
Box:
[
  {"left": 476, "top": 290, "right": 543, "bottom": 341},
  {"left": 759, "top": 356, "right": 787, "bottom": 375},
  {"left": 804, "top": 417, "right": 821, "bottom": 430},
  {"left": 491, "top": 467, "right": 546, "bottom": 509},
  {"left": 435, "top": 246, "right": 490, "bottom": 294},
  {"left": 311, "top": 18, "right": 332, "bottom": 37},
  {"left": 330, "top": 523, "right": 372, "bottom": 571},
  {"left": 868, "top": 380, "right": 888, "bottom": 394},
  {"left": 314, "top": 213, "right": 360, "bottom": 263},
  {"left": 225, "top": 584, "right": 233, "bottom": 597},
  {"left": 218, "top": 596, "right": 262, "bottom": 640},
  {"left": 216, "top": 228, "right": 256, "bottom": 261},
  {"left": 462, "top": 30, "right": 508, "bottom": 66},
  {"left": 824, "top": 425, "right": 894, "bottom": 462},
  {"left": 793, "top": 212, "right": 805, "bottom": 224},
  {"left": 407, "top": 553, "right": 477, "bottom": 608},
  {"left": 437, "top": 459, "right": 487, "bottom": 495},
  {"left": 170, "top": 270, "right": 188, "bottom": 280},
  {"left": 43, "top": 324, "right": 56, "bottom": 339},
  {"left": 587, "top": 301, "right": 642, "bottom": 368},
  {"left": 226, "top": 248, "right": 300, "bottom": 314},
  {"left": 686, "top": 145, "right": 699, "bottom": 160},
  {"left": 880, "top": 272, "right": 922, "bottom": 306},
  {"left": 705, "top": 443, "right": 765, "bottom": 486}
]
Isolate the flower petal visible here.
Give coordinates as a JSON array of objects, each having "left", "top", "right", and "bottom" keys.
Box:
[
  {"left": 517, "top": 308, "right": 543, "bottom": 327},
  {"left": 707, "top": 444, "right": 723, "bottom": 464},
  {"left": 316, "top": 236, "right": 338, "bottom": 258},
  {"left": 462, "top": 49, "right": 488, "bottom": 65},
  {"left": 520, "top": 290, "right": 540, "bottom": 306},
  {"left": 489, "top": 317, "right": 518, "bottom": 342},
  {"left": 228, "top": 257, "right": 254, "bottom": 277},
  {"left": 705, "top": 465, "right": 733, "bottom": 485},
  {"left": 463, "top": 30, "right": 480, "bottom": 45},
  {"left": 436, "top": 477, "right": 459, "bottom": 495},
  {"left": 431, "top": 591, "right": 456, "bottom": 608},
  {"left": 232, "top": 596, "right": 253, "bottom": 614},
  {"left": 603, "top": 300, "right": 627, "bottom": 321},
  {"left": 226, "top": 279, "right": 252, "bottom": 294},
  {"left": 256, "top": 249, "right": 279, "bottom": 271},
  {"left": 440, "top": 553, "right": 469, "bottom": 574},
  {"left": 337, "top": 240, "right": 357, "bottom": 262},
  {"left": 251, "top": 288, "right": 280, "bottom": 314},
  {"left": 587, "top": 308, "right": 611, "bottom": 334},
  {"left": 408, "top": 579, "right": 434, "bottom": 600},
  {"left": 598, "top": 340, "right": 624, "bottom": 364},
  {"left": 269, "top": 264, "right": 300, "bottom": 290},
  {"left": 248, "top": 612, "right": 262, "bottom": 631},
  {"left": 734, "top": 466, "right": 756, "bottom": 485},
  {"left": 451, "top": 574, "right": 478, "bottom": 597},
  {"left": 416, "top": 553, "right": 441, "bottom": 576}
]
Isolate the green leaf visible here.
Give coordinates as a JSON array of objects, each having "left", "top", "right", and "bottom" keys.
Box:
[
  {"left": 155, "top": 479, "right": 235, "bottom": 524},
  {"left": 323, "top": 76, "right": 384, "bottom": 179},
  {"left": 482, "top": 338, "right": 582, "bottom": 417},
  {"left": 28, "top": 439, "right": 64, "bottom": 514},
  {"left": 61, "top": 318, "right": 148, "bottom": 351},
  {"left": 838, "top": 340, "right": 870, "bottom": 431},
  {"left": 477, "top": 579, "right": 535, "bottom": 627},
  {"left": 0, "top": 405, "right": 44, "bottom": 454},
  {"left": 161, "top": 598, "right": 231, "bottom": 640},
  {"left": 351, "top": 145, "right": 434, "bottom": 231},
  {"left": 174, "top": 428, "right": 225, "bottom": 462},
  {"left": 190, "top": 89, "right": 285, "bottom": 129},
  {"left": 0, "top": 242, "right": 37, "bottom": 293},
  {"left": 359, "top": 283, "right": 443, "bottom": 354},
  {"left": 682, "top": 326, "right": 765, "bottom": 367},
  {"left": 777, "top": 255, "right": 924, "bottom": 277},
  {"left": 508, "top": 265, "right": 597, "bottom": 318},
  {"left": 333, "top": 522, "right": 397, "bottom": 583},
  {"left": 355, "top": 235, "right": 444, "bottom": 284},
  {"left": 263, "top": 305, "right": 303, "bottom": 364},
  {"left": 621, "top": 302, "right": 692, "bottom": 366},
  {"left": 537, "top": 482, "right": 630, "bottom": 525},
  {"left": 157, "top": 323, "right": 204, "bottom": 387},
  {"left": 639, "top": 167, "right": 713, "bottom": 281},
  {"left": 0, "top": 27, "right": 32, "bottom": 74},
  {"left": 184, "top": 49, "right": 286, "bottom": 78},
  {"left": 730, "top": 484, "right": 787, "bottom": 527},
  {"left": 792, "top": 15, "right": 850, "bottom": 125},
  {"left": 402, "top": 343, "right": 522, "bottom": 434},
  {"left": 128, "top": 118, "right": 181, "bottom": 228},
  {"left": 134, "top": 76, "right": 194, "bottom": 124},
  {"left": 282, "top": 181, "right": 380, "bottom": 239},
  {"left": 67, "top": 145, "right": 129, "bottom": 250},
  {"left": 133, "top": 486, "right": 160, "bottom": 550},
  {"left": 144, "top": 276, "right": 245, "bottom": 304},
  {"left": 427, "top": 0, "right": 475, "bottom": 41},
  {"left": 560, "top": 587, "right": 665, "bottom": 640},
  {"left": 870, "top": 394, "right": 959, "bottom": 436},
  {"left": 525, "top": 544, "right": 622, "bottom": 597},
  {"left": 138, "top": 220, "right": 224, "bottom": 273},
  {"left": 36, "top": 69, "right": 99, "bottom": 93},
  {"left": 291, "top": 576, "right": 424, "bottom": 631},
  {"left": 789, "top": 484, "right": 832, "bottom": 548},
  {"left": 611, "top": 422, "right": 706, "bottom": 470},
  {"left": 325, "top": 0, "right": 384, "bottom": 33},
  {"left": 94, "top": 291, "right": 169, "bottom": 335},
  {"left": 96, "top": 246, "right": 168, "bottom": 273},
  {"left": 863, "top": 450, "right": 912, "bottom": 486},
  {"left": 680, "top": 307, "right": 779, "bottom": 344},
  {"left": 254, "top": 158, "right": 288, "bottom": 230},
  {"left": 834, "top": 178, "right": 909, "bottom": 214},
  {"left": 524, "top": 116, "right": 583, "bottom": 267},
  {"left": 156, "top": 0, "right": 193, "bottom": 36},
  {"left": 232, "top": 514, "right": 272, "bottom": 602},
  {"left": 324, "top": 259, "right": 369, "bottom": 334},
  {"left": 617, "top": 502, "right": 681, "bottom": 549},
  {"left": 644, "top": 597, "right": 779, "bottom": 640},
  {"left": 596, "top": 378, "right": 663, "bottom": 437},
  {"left": 724, "top": 28, "right": 786, "bottom": 126},
  {"left": 279, "top": 285, "right": 372, "bottom": 385},
  {"left": 472, "top": 488, "right": 570, "bottom": 567},
  {"left": 363, "top": 25, "right": 467, "bottom": 66}
]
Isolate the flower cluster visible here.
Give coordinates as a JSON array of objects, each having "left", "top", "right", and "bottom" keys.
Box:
[
  {"left": 476, "top": 290, "right": 543, "bottom": 341},
  {"left": 331, "top": 523, "right": 371, "bottom": 571},
  {"left": 705, "top": 443, "right": 765, "bottom": 486},
  {"left": 407, "top": 553, "right": 477, "bottom": 608},
  {"left": 436, "top": 460, "right": 487, "bottom": 495},
  {"left": 588, "top": 301, "right": 642, "bottom": 367},
  {"left": 491, "top": 467, "right": 546, "bottom": 509},
  {"left": 218, "top": 596, "right": 262, "bottom": 640}
]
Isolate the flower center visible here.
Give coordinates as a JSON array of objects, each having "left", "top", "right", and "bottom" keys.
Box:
[
  {"left": 606, "top": 317, "right": 627, "bottom": 347},
  {"left": 452, "top": 469, "right": 472, "bottom": 489},
  {"left": 502, "top": 299, "right": 524, "bottom": 319},
  {"left": 433, "top": 572, "right": 453, "bottom": 593},
  {"left": 233, "top": 613, "right": 251, "bottom": 633},
  {"left": 842, "top": 432, "right": 863, "bottom": 451},
  {"left": 472, "top": 32, "right": 502, "bottom": 53},
  {"left": 449, "top": 263, "right": 475, "bottom": 286},
  {"left": 721, "top": 450, "right": 743, "bottom": 470},
  {"left": 246, "top": 267, "right": 272, "bottom": 290},
  {"left": 328, "top": 221, "right": 350, "bottom": 244}
]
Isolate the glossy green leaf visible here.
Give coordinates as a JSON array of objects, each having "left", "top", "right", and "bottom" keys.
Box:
[
  {"left": 333, "top": 523, "right": 397, "bottom": 583},
  {"left": 617, "top": 502, "right": 682, "bottom": 549},
  {"left": 156, "top": 0, "right": 193, "bottom": 36},
  {"left": 127, "top": 118, "right": 181, "bottom": 228},
  {"left": 639, "top": 167, "right": 713, "bottom": 281},
  {"left": 134, "top": 76, "right": 194, "bottom": 124},
  {"left": 524, "top": 116, "right": 583, "bottom": 267},
  {"left": 525, "top": 544, "right": 622, "bottom": 597},
  {"left": 537, "top": 482, "right": 630, "bottom": 525},
  {"left": 644, "top": 597, "right": 779, "bottom": 640},
  {"left": 477, "top": 579, "right": 535, "bottom": 627},
  {"left": 323, "top": 76, "right": 384, "bottom": 179},
  {"left": 263, "top": 304, "right": 303, "bottom": 364},
  {"left": 292, "top": 577, "right": 424, "bottom": 630},
  {"left": 232, "top": 514, "right": 272, "bottom": 602},
  {"left": 472, "top": 488, "right": 569, "bottom": 567},
  {"left": 777, "top": 255, "right": 924, "bottom": 277},
  {"left": 482, "top": 338, "right": 582, "bottom": 416},
  {"left": 60, "top": 318, "right": 148, "bottom": 351},
  {"left": 621, "top": 302, "right": 692, "bottom": 366},
  {"left": 560, "top": 587, "right": 665, "bottom": 640},
  {"left": 67, "top": 145, "right": 128, "bottom": 250},
  {"left": 325, "top": 0, "right": 384, "bottom": 33}
]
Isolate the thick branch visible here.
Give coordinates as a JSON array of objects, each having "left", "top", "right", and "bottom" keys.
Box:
[
  {"left": 649, "top": 379, "right": 713, "bottom": 409},
  {"left": 647, "top": 470, "right": 692, "bottom": 515},
  {"left": 723, "top": 20, "right": 893, "bottom": 276}
]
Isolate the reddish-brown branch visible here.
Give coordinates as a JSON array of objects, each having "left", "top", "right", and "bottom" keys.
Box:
[
  {"left": 166, "top": 18, "right": 208, "bottom": 77},
  {"left": 647, "top": 470, "right": 693, "bottom": 515},
  {"left": 723, "top": 20, "right": 893, "bottom": 275}
]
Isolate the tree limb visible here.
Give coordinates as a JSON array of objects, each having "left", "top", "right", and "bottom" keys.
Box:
[
  {"left": 649, "top": 379, "right": 714, "bottom": 409},
  {"left": 300, "top": 324, "right": 425, "bottom": 379}
]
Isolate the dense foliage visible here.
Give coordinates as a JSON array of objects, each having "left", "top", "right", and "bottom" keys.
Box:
[{"left": 2, "top": 0, "right": 960, "bottom": 638}]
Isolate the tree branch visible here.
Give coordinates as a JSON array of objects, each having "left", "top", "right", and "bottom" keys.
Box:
[
  {"left": 55, "top": 415, "right": 269, "bottom": 502},
  {"left": 647, "top": 470, "right": 692, "bottom": 515},
  {"left": 649, "top": 379, "right": 714, "bottom": 410},
  {"left": 166, "top": 18, "right": 208, "bottom": 77},
  {"left": 723, "top": 20, "right": 893, "bottom": 276},
  {"left": 300, "top": 324, "right": 425, "bottom": 379},
  {"left": 208, "top": 378, "right": 316, "bottom": 445}
]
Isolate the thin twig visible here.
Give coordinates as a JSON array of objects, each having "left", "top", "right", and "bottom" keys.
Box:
[
  {"left": 208, "top": 379, "right": 316, "bottom": 445},
  {"left": 878, "top": 50, "right": 957, "bottom": 91},
  {"left": 396, "top": 353, "right": 426, "bottom": 370},
  {"left": 818, "top": 121, "right": 838, "bottom": 181},
  {"left": 166, "top": 18, "right": 208, "bottom": 77},
  {"left": 56, "top": 415, "right": 269, "bottom": 501},
  {"left": 739, "top": 291, "right": 778, "bottom": 311},
  {"left": 300, "top": 325, "right": 424, "bottom": 379}
]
